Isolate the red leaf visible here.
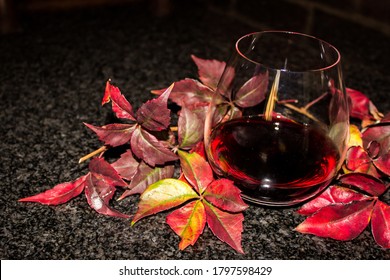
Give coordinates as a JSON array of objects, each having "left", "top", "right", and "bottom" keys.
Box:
[
  {"left": 203, "top": 201, "right": 245, "bottom": 254},
  {"left": 362, "top": 123, "right": 390, "bottom": 157},
  {"left": 345, "top": 146, "right": 380, "bottom": 178},
  {"left": 152, "top": 78, "right": 214, "bottom": 108},
  {"left": 178, "top": 150, "right": 213, "bottom": 194},
  {"left": 371, "top": 201, "right": 390, "bottom": 249},
  {"left": 234, "top": 72, "right": 268, "bottom": 108},
  {"left": 130, "top": 126, "right": 178, "bottom": 167},
  {"left": 136, "top": 83, "right": 173, "bottom": 131},
  {"left": 111, "top": 149, "right": 140, "bottom": 181},
  {"left": 102, "top": 80, "right": 136, "bottom": 121},
  {"left": 166, "top": 200, "right": 206, "bottom": 250},
  {"left": 346, "top": 88, "right": 382, "bottom": 121},
  {"left": 339, "top": 173, "right": 387, "bottom": 196},
  {"left": 297, "top": 185, "right": 371, "bottom": 216},
  {"left": 203, "top": 178, "right": 248, "bottom": 213},
  {"left": 19, "top": 175, "right": 87, "bottom": 205},
  {"left": 84, "top": 173, "right": 129, "bottom": 218},
  {"left": 295, "top": 200, "right": 375, "bottom": 240},
  {"left": 89, "top": 157, "right": 127, "bottom": 187},
  {"left": 118, "top": 162, "right": 175, "bottom": 199},
  {"left": 191, "top": 55, "right": 226, "bottom": 91},
  {"left": 373, "top": 153, "right": 390, "bottom": 176},
  {"left": 84, "top": 122, "right": 135, "bottom": 147}
]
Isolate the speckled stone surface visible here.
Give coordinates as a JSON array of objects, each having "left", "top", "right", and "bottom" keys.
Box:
[{"left": 1, "top": 1, "right": 389, "bottom": 260}]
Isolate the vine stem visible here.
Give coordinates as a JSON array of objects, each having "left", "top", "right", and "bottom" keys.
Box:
[
  {"left": 264, "top": 70, "right": 281, "bottom": 121},
  {"left": 78, "top": 146, "right": 108, "bottom": 164}
]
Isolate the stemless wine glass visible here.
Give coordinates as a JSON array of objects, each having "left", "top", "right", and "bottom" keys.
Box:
[{"left": 204, "top": 31, "right": 350, "bottom": 207}]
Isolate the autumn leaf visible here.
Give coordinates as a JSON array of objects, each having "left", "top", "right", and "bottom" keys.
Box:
[
  {"left": 136, "top": 83, "right": 173, "bottom": 131},
  {"left": 191, "top": 55, "right": 226, "bottom": 91},
  {"left": 131, "top": 126, "right": 178, "bottom": 167},
  {"left": 345, "top": 146, "right": 381, "bottom": 178},
  {"left": 152, "top": 78, "right": 214, "bottom": 108},
  {"left": 296, "top": 199, "right": 375, "bottom": 241},
  {"left": 118, "top": 162, "right": 175, "bottom": 199},
  {"left": 234, "top": 72, "right": 268, "bottom": 108},
  {"left": 102, "top": 80, "right": 136, "bottom": 121},
  {"left": 84, "top": 173, "right": 129, "bottom": 218},
  {"left": 131, "top": 178, "right": 198, "bottom": 224},
  {"left": 84, "top": 122, "right": 136, "bottom": 147},
  {"left": 338, "top": 173, "right": 388, "bottom": 197},
  {"left": 178, "top": 106, "right": 206, "bottom": 150},
  {"left": 296, "top": 185, "right": 371, "bottom": 216},
  {"left": 346, "top": 88, "right": 383, "bottom": 122},
  {"left": 19, "top": 175, "right": 87, "bottom": 205},
  {"left": 203, "top": 178, "right": 248, "bottom": 213},
  {"left": 178, "top": 150, "right": 213, "bottom": 194},
  {"left": 166, "top": 200, "right": 206, "bottom": 250},
  {"left": 203, "top": 200, "right": 245, "bottom": 254},
  {"left": 83, "top": 158, "right": 129, "bottom": 218},
  {"left": 371, "top": 201, "right": 390, "bottom": 249},
  {"left": 111, "top": 149, "right": 140, "bottom": 181}
]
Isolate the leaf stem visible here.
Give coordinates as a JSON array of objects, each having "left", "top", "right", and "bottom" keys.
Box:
[{"left": 78, "top": 146, "right": 108, "bottom": 164}]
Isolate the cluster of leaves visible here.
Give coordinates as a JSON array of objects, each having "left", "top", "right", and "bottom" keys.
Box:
[
  {"left": 295, "top": 88, "right": 390, "bottom": 249},
  {"left": 20, "top": 55, "right": 389, "bottom": 253}
]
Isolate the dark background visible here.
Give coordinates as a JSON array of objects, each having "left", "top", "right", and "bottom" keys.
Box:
[{"left": 1, "top": 0, "right": 389, "bottom": 259}]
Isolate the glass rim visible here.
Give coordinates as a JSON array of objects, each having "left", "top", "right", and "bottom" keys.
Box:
[{"left": 235, "top": 30, "right": 342, "bottom": 73}]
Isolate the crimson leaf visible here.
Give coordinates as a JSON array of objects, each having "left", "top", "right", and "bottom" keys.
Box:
[
  {"left": 136, "top": 83, "right": 173, "bottom": 131},
  {"left": 19, "top": 175, "right": 87, "bottom": 205},
  {"left": 84, "top": 122, "right": 136, "bottom": 147},
  {"left": 102, "top": 80, "right": 136, "bottom": 121},
  {"left": 339, "top": 173, "right": 387, "bottom": 197},
  {"left": 371, "top": 201, "right": 390, "bottom": 249},
  {"left": 130, "top": 126, "right": 178, "bottom": 167}
]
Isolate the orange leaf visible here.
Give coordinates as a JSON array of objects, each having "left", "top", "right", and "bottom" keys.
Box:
[
  {"left": 166, "top": 200, "right": 206, "bottom": 250},
  {"left": 131, "top": 179, "right": 198, "bottom": 224}
]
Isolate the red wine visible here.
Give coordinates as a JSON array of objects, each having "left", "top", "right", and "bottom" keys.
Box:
[{"left": 207, "top": 116, "right": 340, "bottom": 206}]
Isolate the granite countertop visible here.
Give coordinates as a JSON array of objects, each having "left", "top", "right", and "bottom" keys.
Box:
[{"left": 1, "top": 0, "right": 389, "bottom": 260}]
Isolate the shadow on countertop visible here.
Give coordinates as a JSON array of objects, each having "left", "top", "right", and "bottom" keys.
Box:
[{"left": 1, "top": 0, "right": 389, "bottom": 259}]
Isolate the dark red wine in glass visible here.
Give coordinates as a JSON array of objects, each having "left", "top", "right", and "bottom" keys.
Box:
[{"left": 207, "top": 116, "right": 340, "bottom": 206}]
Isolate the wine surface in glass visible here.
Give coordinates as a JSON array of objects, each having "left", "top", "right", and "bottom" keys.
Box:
[{"left": 207, "top": 116, "right": 340, "bottom": 206}]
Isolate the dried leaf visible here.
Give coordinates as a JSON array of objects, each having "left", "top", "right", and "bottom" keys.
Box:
[
  {"left": 362, "top": 123, "right": 390, "bottom": 157},
  {"left": 295, "top": 200, "right": 375, "bottom": 240},
  {"left": 19, "top": 175, "right": 87, "bottom": 205},
  {"left": 348, "top": 124, "right": 363, "bottom": 148},
  {"left": 131, "top": 178, "right": 199, "bottom": 224},
  {"left": 203, "top": 201, "right": 245, "bottom": 254},
  {"left": 371, "top": 201, "right": 390, "bottom": 249},
  {"left": 178, "top": 150, "right": 213, "bottom": 194},
  {"left": 89, "top": 157, "right": 127, "bottom": 187},
  {"left": 102, "top": 80, "right": 136, "bottom": 121},
  {"left": 234, "top": 72, "right": 268, "bottom": 108},
  {"left": 136, "top": 84, "right": 173, "bottom": 131},
  {"left": 166, "top": 200, "right": 206, "bottom": 250},
  {"left": 191, "top": 55, "right": 226, "bottom": 91},
  {"left": 130, "top": 126, "right": 178, "bottom": 167},
  {"left": 111, "top": 149, "right": 140, "bottom": 181},
  {"left": 345, "top": 146, "right": 381, "bottom": 178},
  {"left": 84, "top": 122, "right": 136, "bottom": 147},
  {"left": 178, "top": 106, "right": 206, "bottom": 150},
  {"left": 297, "top": 185, "right": 371, "bottom": 216},
  {"left": 373, "top": 153, "right": 390, "bottom": 176},
  {"left": 85, "top": 173, "right": 129, "bottom": 218},
  {"left": 152, "top": 78, "right": 214, "bottom": 108},
  {"left": 346, "top": 88, "right": 383, "bottom": 121},
  {"left": 203, "top": 178, "right": 248, "bottom": 213},
  {"left": 119, "top": 162, "right": 175, "bottom": 199},
  {"left": 339, "top": 173, "right": 387, "bottom": 197}
]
